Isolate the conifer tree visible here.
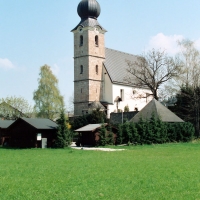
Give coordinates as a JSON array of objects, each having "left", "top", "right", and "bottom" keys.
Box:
[
  {"left": 99, "top": 124, "right": 106, "bottom": 146},
  {"left": 106, "top": 124, "right": 114, "bottom": 145},
  {"left": 116, "top": 124, "right": 123, "bottom": 145},
  {"left": 122, "top": 122, "right": 132, "bottom": 145},
  {"left": 54, "top": 109, "right": 71, "bottom": 148},
  {"left": 129, "top": 122, "right": 139, "bottom": 144}
]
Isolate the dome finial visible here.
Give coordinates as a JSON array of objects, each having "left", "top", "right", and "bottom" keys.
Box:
[{"left": 77, "top": 0, "right": 101, "bottom": 20}]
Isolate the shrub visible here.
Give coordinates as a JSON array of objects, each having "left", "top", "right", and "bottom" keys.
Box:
[
  {"left": 116, "top": 124, "right": 123, "bottom": 145},
  {"left": 99, "top": 124, "right": 106, "bottom": 146}
]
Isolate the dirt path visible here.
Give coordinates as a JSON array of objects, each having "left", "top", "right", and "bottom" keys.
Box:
[{"left": 70, "top": 143, "right": 125, "bottom": 152}]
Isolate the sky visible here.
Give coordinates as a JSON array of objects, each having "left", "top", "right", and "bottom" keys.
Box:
[{"left": 0, "top": 0, "right": 200, "bottom": 110}]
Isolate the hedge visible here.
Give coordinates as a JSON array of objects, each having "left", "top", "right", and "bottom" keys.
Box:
[{"left": 116, "top": 116, "right": 194, "bottom": 145}]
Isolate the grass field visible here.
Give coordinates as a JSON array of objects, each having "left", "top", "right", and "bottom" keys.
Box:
[{"left": 1, "top": 143, "right": 200, "bottom": 200}]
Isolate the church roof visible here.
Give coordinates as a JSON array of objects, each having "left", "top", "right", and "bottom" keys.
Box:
[
  {"left": 104, "top": 48, "right": 138, "bottom": 86},
  {"left": 77, "top": 0, "right": 101, "bottom": 20},
  {"left": 72, "top": 0, "right": 106, "bottom": 32},
  {"left": 130, "top": 99, "right": 184, "bottom": 123},
  {"left": 72, "top": 18, "right": 106, "bottom": 32}
]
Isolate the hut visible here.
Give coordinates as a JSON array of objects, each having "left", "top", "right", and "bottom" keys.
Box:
[
  {"left": 130, "top": 99, "right": 184, "bottom": 123},
  {"left": 75, "top": 124, "right": 107, "bottom": 146},
  {"left": 0, "top": 120, "right": 14, "bottom": 146},
  {"left": 8, "top": 117, "right": 58, "bottom": 148}
]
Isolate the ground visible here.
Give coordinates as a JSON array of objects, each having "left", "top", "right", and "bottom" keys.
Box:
[{"left": 0, "top": 143, "right": 200, "bottom": 199}]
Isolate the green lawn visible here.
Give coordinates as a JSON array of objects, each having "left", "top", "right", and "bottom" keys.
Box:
[{"left": 1, "top": 143, "right": 200, "bottom": 200}]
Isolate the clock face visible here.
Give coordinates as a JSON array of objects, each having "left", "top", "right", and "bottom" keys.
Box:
[
  {"left": 79, "top": 27, "right": 83, "bottom": 33},
  {"left": 95, "top": 27, "right": 99, "bottom": 34}
]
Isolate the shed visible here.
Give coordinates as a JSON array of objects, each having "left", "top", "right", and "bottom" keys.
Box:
[
  {"left": 130, "top": 99, "right": 184, "bottom": 123},
  {"left": 8, "top": 117, "right": 58, "bottom": 148},
  {"left": 0, "top": 120, "right": 14, "bottom": 145},
  {"left": 75, "top": 124, "right": 107, "bottom": 146}
]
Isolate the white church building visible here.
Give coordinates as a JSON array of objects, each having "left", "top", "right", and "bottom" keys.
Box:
[{"left": 72, "top": 0, "right": 152, "bottom": 117}]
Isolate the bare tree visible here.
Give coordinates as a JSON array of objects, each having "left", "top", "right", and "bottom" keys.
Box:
[
  {"left": 176, "top": 39, "right": 200, "bottom": 137},
  {"left": 124, "top": 49, "right": 181, "bottom": 100},
  {"left": 177, "top": 39, "right": 200, "bottom": 88}
]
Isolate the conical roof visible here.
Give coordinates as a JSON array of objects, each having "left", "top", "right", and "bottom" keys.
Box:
[{"left": 130, "top": 99, "right": 184, "bottom": 123}]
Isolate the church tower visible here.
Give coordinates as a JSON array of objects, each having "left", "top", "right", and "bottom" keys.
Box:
[{"left": 72, "top": 0, "right": 107, "bottom": 116}]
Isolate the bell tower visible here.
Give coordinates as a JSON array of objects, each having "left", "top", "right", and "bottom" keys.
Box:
[{"left": 71, "top": 0, "right": 107, "bottom": 116}]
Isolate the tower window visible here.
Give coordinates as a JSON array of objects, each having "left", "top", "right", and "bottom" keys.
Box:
[
  {"left": 80, "top": 35, "right": 83, "bottom": 46},
  {"left": 95, "top": 35, "right": 99, "bottom": 46},
  {"left": 81, "top": 88, "right": 83, "bottom": 93},
  {"left": 80, "top": 65, "right": 83, "bottom": 74},
  {"left": 96, "top": 65, "right": 98, "bottom": 74}
]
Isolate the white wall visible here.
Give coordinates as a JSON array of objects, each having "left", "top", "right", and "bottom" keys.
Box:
[
  {"left": 102, "top": 65, "right": 153, "bottom": 118},
  {"left": 107, "top": 84, "right": 152, "bottom": 118}
]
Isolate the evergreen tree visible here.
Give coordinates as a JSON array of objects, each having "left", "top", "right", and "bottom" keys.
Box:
[
  {"left": 116, "top": 124, "right": 123, "bottom": 145},
  {"left": 136, "top": 118, "right": 147, "bottom": 144},
  {"left": 33, "top": 65, "right": 64, "bottom": 120},
  {"left": 129, "top": 122, "right": 139, "bottom": 144},
  {"left": 122, "top": 122, "right": 132, "bottom": 145},
  {"left": 54, "top": 109, "right": 71, "bottom": 148},
  {"left": 106, "top": 124, "right": 114, "bottom": 145},
  {"left": 99, "top": 124, "right": 106, "bottom": 146}
]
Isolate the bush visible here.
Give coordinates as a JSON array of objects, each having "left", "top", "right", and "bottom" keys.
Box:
[
  {"left": 99, "top": 124, "right": 106, "bottom": 146},
  {"left": 115, "top": 115, "right": 195, "bottom": 145},
  {"left": 116, "top": 124, "right": 123, "bottom": 145}
]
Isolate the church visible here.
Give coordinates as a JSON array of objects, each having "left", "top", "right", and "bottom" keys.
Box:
[{"left": 72, "top": 0, "right": 152, "bottom": 117}]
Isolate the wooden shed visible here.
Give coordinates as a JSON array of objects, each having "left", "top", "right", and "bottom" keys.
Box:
[
  {"left": 75, "top": 123, "right": 118, "bottom": 147},
  {"left": 7, "top": 117, "right": 58, "bottom": 148},
  {"left": 0, "top": 120, "right": 14, "bottom": 146}
]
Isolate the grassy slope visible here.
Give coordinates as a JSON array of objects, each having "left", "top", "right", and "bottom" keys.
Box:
[{"left": 0, "top": 143, "right": 200, "bottom": 200}]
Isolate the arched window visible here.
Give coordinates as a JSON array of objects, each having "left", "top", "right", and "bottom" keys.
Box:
[
  {"left": 95, "top": 35, "right": 98, "bottom": 46},
  {"left": 80, "top": 35, "right": 83, "bottom": 46},
  {"left": 96, "top": 65, "right": 98, "bottom": 74},
  {"left": 80, "top": 65, "right": 83, "bottom": 74}
]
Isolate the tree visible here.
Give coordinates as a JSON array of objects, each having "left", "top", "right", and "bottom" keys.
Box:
[
  {"left": 125, "top": 49, "right": 181, "bottom": 100},
  {"left": 33, "top": 65, "right": 64, "bottom": 120},
  {"left": 0, "top": 96, "right": 33, "bottom": 119},
  {"left": 54, "top": 109, "right": 71, "bottom": 148},
  {"left": 177, "top": 39, "right": 200, "bottom": 88},
  {"left": 172, "top": 39, "right": 200, "bottom": 137},
  {"left": 99, "top": 124, "right": 106, "bottom": 146},
  {"left": 173, "top": 86, "right": 200, "bottom": 137}
]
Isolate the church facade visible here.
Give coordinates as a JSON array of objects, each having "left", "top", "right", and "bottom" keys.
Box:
[{"left": 72, "top": 0, "right": 152, "bottom": 117}]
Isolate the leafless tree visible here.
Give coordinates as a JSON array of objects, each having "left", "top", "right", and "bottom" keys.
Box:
[
  {"left": 176, "top": 39, "right": 200, "bottom": 88},
  {"left": 124, "top": 49, "right": 181, "bottom": 100},
  {"left": 175, "top": 39, "right": 200, "bottom": 136}
]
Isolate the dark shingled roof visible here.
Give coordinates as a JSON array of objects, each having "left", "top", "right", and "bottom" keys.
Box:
[
  {"left": 130, "top": 99, "right": 184, "bottom": 123},
  {"left": 104, "top": 48, "right": 138, "bottom": 86},
  {"left": 20, "top": 118, "right": 58, "bottom": 129},
  {"left": 72, "top": 18, "right": 106, "bottom": 32},
  {"left": 0, "top": 120, "right": 14, "bottom": 129}
]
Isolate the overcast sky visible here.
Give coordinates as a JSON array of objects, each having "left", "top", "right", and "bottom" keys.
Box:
[{"left": 0, "top": 0, "right": 200, "bottom": 109}]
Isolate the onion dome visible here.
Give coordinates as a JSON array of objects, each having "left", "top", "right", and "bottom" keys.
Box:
[{"left": 77, "top": 0, "right": 101, "bottom": 19}]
